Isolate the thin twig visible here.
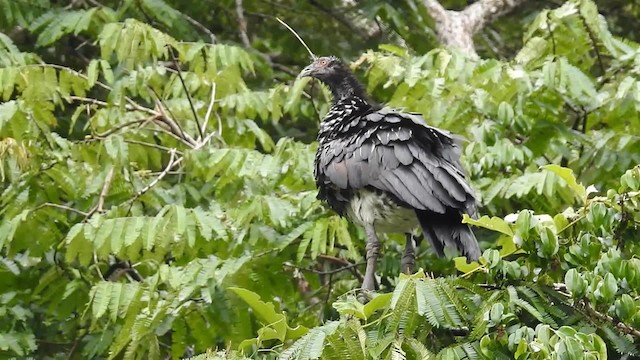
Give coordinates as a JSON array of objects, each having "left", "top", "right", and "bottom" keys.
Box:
[
  {"left": 124, "top": 139, "right": 184, "bottom": 154},
  {"left": 126, "top": 149, "right": 180, "bottom": 205},
  {"left": 167, "top": 47, "right": 204, "bottom": 140},
  {"left": 322, "top": 273, "right": 334, "bottom": 323},
  {"left": 138, "top": 127, "right": 195, "bottom": 148},
  {"left": 293, "top": 261, "right": 366, "bottom": 276},
  {"left": 146, "top": 87, "right": 196, "bottom": 147},
  {"left": 68, "top": 86, "right": 191, "bottom": 145},
  {"left": 579, "top": 12, "right": 606, "bottom": 75},
  {"left": 84, "top": 166, "right": 117, "bottom": 221},
  {"left": 201, "top": 82, "right": 217, "bottom": 141},
  {"left": 317, "top": 255, "right": 364, "bottom": 282},
  {"left": 93, "top": 118, "right": 149, "bottom": 138},
  {"left": 66, "top": 96, "right": 156, "bottom": 117},
  {"left": 276, "top": 17, "right": 316, "bottom": 59},
  {"left": 36, "top": 64, "right": 112, "bottom": 92},
  {"left": 65, "top": 329, "right": 85, "bottom": 360},
  {"left": 181, "top": 13, "right": 217, "bottom": 43},
  {"left": 32, "top": 202, "right": 88, "bottom": 217},
  {"left": 195, "top": 131, "right": 220, "bottom": 150},
  {"left": 97, "top": 167, "right": 115, "bottom": 213}
]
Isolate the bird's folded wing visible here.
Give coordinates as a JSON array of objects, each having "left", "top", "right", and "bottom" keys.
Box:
[{"left": 318, "top": 109, "right": 475, "bottom": 215}]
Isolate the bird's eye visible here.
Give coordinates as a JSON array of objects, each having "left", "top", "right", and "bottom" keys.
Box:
[{"left": 319, "top": 59, "right": 328, "bottom": 66}]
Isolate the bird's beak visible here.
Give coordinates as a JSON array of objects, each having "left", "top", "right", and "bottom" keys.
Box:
[{"left": 298, "top": 64, "right": 315, "bottom": 79}]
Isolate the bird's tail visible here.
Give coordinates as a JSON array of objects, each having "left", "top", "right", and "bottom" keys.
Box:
[{"left": 415, "top": 210, "right": 481, "bottom": 261}]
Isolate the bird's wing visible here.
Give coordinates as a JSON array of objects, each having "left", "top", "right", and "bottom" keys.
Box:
[{"left": 317, "top": 108, "right": 475, "bottom": 215}]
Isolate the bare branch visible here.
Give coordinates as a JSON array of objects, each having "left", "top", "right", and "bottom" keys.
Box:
[
  {"left": 148, "top": 90, "right": 197, "bottom": 147},
  {"left": 481, "top": 282, "right": 640, "bottom": 339},
  {"left": 201, "top": 82, "right": 216, "bottom": 141},
  {"left": 422, "top": 0, "right": 448, "bottom": 22},
  {"left": 270, "top": 60, "right": 298, "bottom": 76},
  {"left": 464, "top": 0, "right": 528, "bottom": 35},
  {"left": 97, "top": 166, "right": 115, "bottom": 213},
  {"left": 124, "top": 139, "right": 184, "bottom": 154},
  {"left": 167, "top": 47, "right": 205, "bottom": 140},
  {"left": 235, "top": 0, "right": 251, "bottom": 48},
  {"left": 421, "top": 0, "right": 530, "bottom": 56},
  {"left": 317, "top": 254, "right": 364, "bottom": 282},
  {"left": 32, "top": 202, "right": 88, "bottom": 217},
  {"left": 181, "top": 13, "right": 217, "bottom": 44},
  {"left": 139, "top": 127, "right": 195, "bottom": 148},
  {"left": 195, "top": 130, "right": 220, "bottom": 150},
  {"left": 71, "top": 95, "right": 198, "bottom": 148},
  {"left": 579, "top": 299, "right": 640, "bottom": 339},
  {"left": 93, "top": 118, "right": 150, "bottom": 138},
  {"left": 84, "top": 166, "right": 117, "bottom": 221},
  {"left": 66, "top": 96, "right": 156, "bottom": 117},
  {"left": 126, "top": 149, "right": 181, "bottom": 205}
]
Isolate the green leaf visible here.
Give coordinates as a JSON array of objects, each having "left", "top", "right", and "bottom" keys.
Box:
[
  {"left": 565, "top": 269, "right": 586, "bottom": 299},
  {"left": 541, "top": 165, "right": 586, "bottom": 201},
  {"left": 333, "top": 296, "right": 366, "bottom": 320},
  {"left": 228, "top": 287, "right": 308, "bottom": 341},
  {"left": 614, "top": 294, "right": 636, "bottom": 322},
  {"left": 462, "top": 214, "right": 513, "bottom": 236}
]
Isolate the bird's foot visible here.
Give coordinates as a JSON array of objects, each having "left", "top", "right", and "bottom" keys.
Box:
[
  {"left": 356, "top": 288, "right": 374, "bottom": 304},
  {"left": 400, "top": 256, "right": 415, "bottom": 275},
  {"left": 401, "top": 232, "right": 417, "bottom": 274}
]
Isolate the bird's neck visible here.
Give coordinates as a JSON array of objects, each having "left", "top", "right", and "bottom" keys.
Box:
[{"left": 329, "top": 74, "right": 368, "bottom": 104}]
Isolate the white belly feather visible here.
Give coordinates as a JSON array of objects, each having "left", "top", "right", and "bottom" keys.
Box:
[{"left": 346, "top": 190, "right": 418, "bottom": 234}]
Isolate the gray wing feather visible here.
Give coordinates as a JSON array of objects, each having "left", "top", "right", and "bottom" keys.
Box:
[{"left": 317, "top": 108, "right": 475, "bottom": 216}]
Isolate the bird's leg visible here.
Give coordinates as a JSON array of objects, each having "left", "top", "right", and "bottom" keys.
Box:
[
  {"left": 401, "top": 233, "right": 416, "bottom": 274},
  {"left": 362, "top": 222, "right": 380, "bottom": 291}
]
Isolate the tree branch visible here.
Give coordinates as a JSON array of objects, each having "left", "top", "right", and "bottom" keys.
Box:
[
  {"left": 93, "top": 118, "right": 149, "bottom": 138},
  {"left": 147, "top": 91, "right": 197, "bottom": 148},
  {"left": 97, "top": 166, "right": 115, "bottom": 213},
  {"left": 84, "top": 166, "right": 116, "bottom": 220},
  {"left": 180, "top": 12, "right": 217, "bottom": 44},
  {"left": 124, "top": 139, "right": 184, "bottom": 154},
  {"left": 421, "top": 0, "right": 529, "bottom": 56},
  {"left": 32, "top": 202, "right": 88, "bottom": 217},
  {"left": 235, "top": 0, "right": 251, "bottom": 48},
  {"left": 201, "top": 82, "right": 216, "bottom": 141},
  {"left": 167, "top": 47, "right": 205, "bottom": 140},
  {"left": 125, "top": 149, "right": 180, "bottom": 205},
  {"left": 464, "top": 0, "right": 529, "bottom": 35},
  {"left": 579, "top": 299, "right": 640, "bottom": 339},
  {"left": 422, "top": 0, "right": 447, "bottom": 22}
]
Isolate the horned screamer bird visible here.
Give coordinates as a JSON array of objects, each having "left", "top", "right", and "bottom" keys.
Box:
[{"left": 299, "top": 56, "right": 481, "bottom": 291}]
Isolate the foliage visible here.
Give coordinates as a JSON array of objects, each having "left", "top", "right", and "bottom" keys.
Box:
[{"left": 1, "top": 0, "right": 640, "bottom": 359}]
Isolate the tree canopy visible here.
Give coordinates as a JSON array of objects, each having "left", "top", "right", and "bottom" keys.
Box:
[{"left": 1, "top": 0, "right": 640, "bottom": 359}]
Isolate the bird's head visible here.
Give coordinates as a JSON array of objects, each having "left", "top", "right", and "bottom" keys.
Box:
[
  {"left": 299, "top": 56, "right": 348, "bottom": 82},
  {"left": 299, "top": 56, "right": 367, "bottom": 102}
]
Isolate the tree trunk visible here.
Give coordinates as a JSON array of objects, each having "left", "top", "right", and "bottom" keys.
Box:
[{"left": 422, "top": 0, "right": 529, "bottom": 57}]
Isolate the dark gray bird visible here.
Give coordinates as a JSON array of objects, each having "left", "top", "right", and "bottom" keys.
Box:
[{"left": 299, "top": 56, "right": 481, "bottom": 291}]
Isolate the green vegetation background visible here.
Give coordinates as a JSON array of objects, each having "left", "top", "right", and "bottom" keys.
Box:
[{"left": 1, "top": 0, "right": 640, "bottom": 359}]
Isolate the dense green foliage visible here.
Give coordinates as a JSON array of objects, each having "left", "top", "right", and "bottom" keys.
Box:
[{"left": 1, "top": 0, "right": 640, "bottom": 359}]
